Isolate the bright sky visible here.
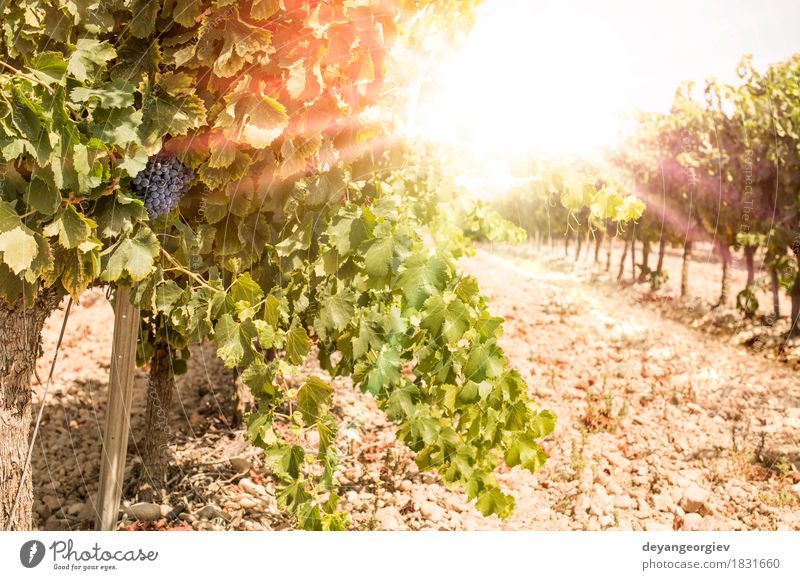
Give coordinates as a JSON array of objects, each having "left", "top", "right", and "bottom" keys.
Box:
[{"left": 405, "top": 0, "right": 800, "bottom": 189}]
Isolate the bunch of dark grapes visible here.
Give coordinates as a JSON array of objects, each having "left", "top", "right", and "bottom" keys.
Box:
[{"left": 131, "top": 153, "right": 194, "bottom": 218}]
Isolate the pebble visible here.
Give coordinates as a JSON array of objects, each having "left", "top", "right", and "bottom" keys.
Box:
[
  {"left": 644, "top": 519, "right": 671, "bottom": 531},
  {"left": 679, "top": 484, "right": 709, "bottom": 514},
  {"left": 126, "top": 502, "right": 162, "bottom": 521},
  {"left": 42, "top": 495, "right": 61, "bottom": 511},
  {"left": 67, "top": 502, "right": 85, "bottom": 516},
  {"left": 377, "top": 507, "right": 403, "bottom": 529},
  {"left": 614, "top": 495, "right": 636, "bottom": 509},
  {"left": 78, "top": 503, "right": 98, "bottom": 522},
  {"left": 398, "top": 479, "right": 413, "bottom": 492},
  {"left": 683, "top": 512, "right": 703, "bottom": 530},
  {"left": 607, "top": 452, "right": 630, "bottom": 469},
  {"left": 239, "top": 478, "right": 267, "bottom": 497},
  {"left": 420, "top": 502, "right": 445, "bottom": 521},
  {"left": 229, "top": 457, "right": 252, "bottom": 473},
  {"left": 196, "top": 504, "right": 229, "bottom": 521},
  {"left": 652, "top": 493, "right": 673, "bottom": 512},
  {"left": 239, "top": 497, "right": 259, "bottom": 509}
]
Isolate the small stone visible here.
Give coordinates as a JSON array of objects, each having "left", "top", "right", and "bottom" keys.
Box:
[
  {"left": 683, "top": 512, "right": 703, "bottom": 530},
  {"left": 67, "top": 502, "right": 86, "bottom": 516},
  {"left": 78, "top": 503, "right": 98, "bottom": 522},
  {"left": 644, "top": 519, "right": 671, "bottom": 531},
  {"left": 653, "top": 493, "right": 673, "bottom": 512},
  {"left": 377, "top": 507, "right": 403, "bottom": 530},
  {"left": 229, "top": 457, "right": 252, "bottom": 473},
  {"left": 420, "top": 502, "right": 444, "bottom": 520},
  {"left": 239, "top": 497, "right": 259, "bottom": 509},
  {"left": 599, "top": 514, "right": 615, "bottom": 527},
  {"left": 679, "top": 484, "right": 709, "bottom": 514},
  {"left": 126, "top": 502, "right": 162, "bottom": 521},
  {"left": 399, "top": 479, "right": 413, "bottom": 492},
  {"left": 344, "top": 464, "right": 364, "bottom": 482},
  {"left": 574, "top": 494, "right": 591, "bottom": 515},
  {"left": 607, "top": 452, "right": 631, "bottom": 469},
  {"left": 239, "top": 478, "right": 267, "bottom": 497},
  {"left": 42, "top": 481, "right": 60, "bottom": 493},
  {"left": 35, "top": 501, "right": 52, "bottom": 519},
  {"left": 42, "top": 495, "right": 60, "bottom": 512},
  {"left": 614, "top": 495, "right": 636, "bottom": 509},
  {"left": 196, "top": 504, "right": 229, "bottom": 521}
]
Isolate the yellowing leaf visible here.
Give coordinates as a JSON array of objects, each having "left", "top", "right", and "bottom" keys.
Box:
[{"left": 0, "top": 227, "right": 38, "bottom": 274}]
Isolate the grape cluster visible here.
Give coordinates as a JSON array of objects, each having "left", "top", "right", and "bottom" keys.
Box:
[{"left": 131, "top": 153, "right": 194, "bottom": 218}]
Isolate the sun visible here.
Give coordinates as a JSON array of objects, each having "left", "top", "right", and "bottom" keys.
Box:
[{"left": 404, "top": 0, "right": 800, "bottom": 175}]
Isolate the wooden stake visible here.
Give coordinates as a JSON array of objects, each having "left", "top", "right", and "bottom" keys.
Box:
[{"left": 96, "top": 287, "right": 139, "bottom": 531}]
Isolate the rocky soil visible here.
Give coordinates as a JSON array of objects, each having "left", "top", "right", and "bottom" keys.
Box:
[{"left": 29, "top": 246, "right": 800, "bottom": 531}]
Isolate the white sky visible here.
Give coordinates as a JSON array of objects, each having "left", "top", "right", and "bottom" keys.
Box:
[{"left": 405, "top": 0, "right": 800, "bottom": 182}]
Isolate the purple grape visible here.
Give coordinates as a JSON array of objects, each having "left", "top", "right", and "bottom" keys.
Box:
[{"left": 131, "top": 153, "right": 194, "bottom": 218}]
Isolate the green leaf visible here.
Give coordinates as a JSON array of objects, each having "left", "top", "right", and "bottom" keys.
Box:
[
  {"left": 155, "top": 280, "right": 183, "bottom": 313},
  {"left": 361, "top": 344, "right": 401, "bottom": 395},
  {"left": 100, "top": 227, "right": 159, "bottom": 282},
  {"left": 318, "top": 288, "right": 355, "bottom": 334},
  {"left": 213, "top": 313, "right": 257, "bottom": 368},
  {"left": 70, "top": 80, "right": 135, "bottom": 108},
  {"left": 240, "top": 358, "right": 275, "bottom": 397},
  {"left": 25, "top": 174, "right": 61, "bottom": 216},
  {"left": 43, "top": 205, "right": 95, "bottom": 249},
  {"left": 504, "top": 434, "right": 548, "bottom": 473},
  {"left": 363, "top": 236, "right": 394, "bottom": 277},
  {"left": 140, "top": 82, "right": 206, "bottom": 143},
  {"left": 531, "top": 410, "right": 557, "bottom": 438},
  {"left": 398, "top": 254, "right": 448, "bottom": 308},
  {"left": 128, "top": 0, "right": 160, "bottom": 38},
  {"left": 265, "top": 444, "right": 305, "bottom": 479},
  {"left": 296, "top": 376, "right": 334, "bottom": 424},
  {"left": 229, "top": 273, "right": 263, "bottom": 308},
  {"left": 68, "top": 39, "right": 117, "bottom": 83},
  {"left": 29, "top": 51, "right": 67, "bottom": 86},
  {"left": 285, "top": 322, "right": 311, "bottom": 365},
  {"left": 475, "top": 487, "right": 515, "bottom": 518},
  {"left": 263, "top": 294, "right": 283, "bottom": 328}
]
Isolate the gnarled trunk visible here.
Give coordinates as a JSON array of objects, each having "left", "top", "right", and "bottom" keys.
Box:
[
  {"left": 744, "top": 246, "right": 756, "bottom": 288},
  {"left": 743, "top": 246, "right": 757, "bottom": 319},
  {"left": 594, "top": 231, "right": 603, "bottom": 263},
  {"left": 718, "top": 243, "right": 732, "bottom": 307},
  {"left": 0, "top": 288, "right": 61, "bottom": 530},
  {"left": 574, "top": 232, "right": 583, "bottom": 261},
  {"left": 606, "top": 235, "right": 613, "bottom": 272},
  {"left": 617, "top": 237, "right": 629, "bottom": 282},
  {"left": 639, "top": 243, "right": 650, "bottom": 282},
  {"left": 770, "top": 266, "right": 780, "bottom": 320},
  {"left": 656, "top": 237, "right": 667, "bottom": 275},
  {"left": 790, "top": 254, "right": 800, "bottom": 337},
  {"left": 564, "top": 231, "right": 570, "bottom": 256},
  {"left": 681, "top": 241, "right": 693, "bottom": 298},
  {"left": 139, "top": 343, "right": 175, "bottom": 500},
  {"left": 630, "top": 238, "right": 637, "bottom": 279}
]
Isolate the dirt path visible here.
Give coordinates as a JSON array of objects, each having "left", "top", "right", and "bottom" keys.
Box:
[
  {"left": 30, "top": 249, "right": 800, "bottom": 531},
  {"left": 458, "top": 248, "right": 800, "bottom": 530}
]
